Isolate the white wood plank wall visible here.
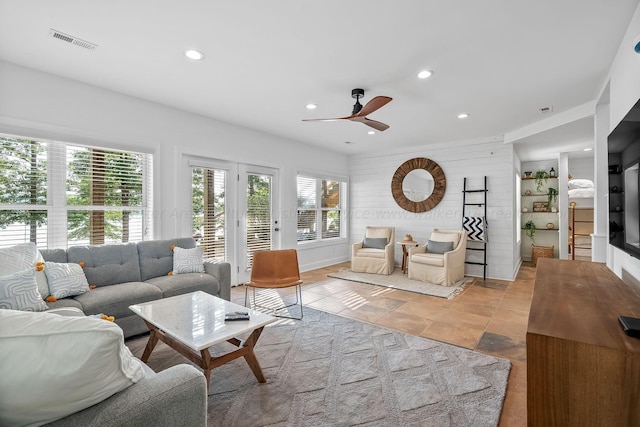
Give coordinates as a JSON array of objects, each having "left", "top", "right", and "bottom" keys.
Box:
[{"left": 349, "top": 140, "right": 517, "bottom": 281}]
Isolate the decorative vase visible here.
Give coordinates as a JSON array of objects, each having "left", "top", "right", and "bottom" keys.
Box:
[
  {"left": 522, "top": 208, "right": 529, "bottom": 213},
  {"left": 546, "top": 222, "right": 554, "bottom": 229}
]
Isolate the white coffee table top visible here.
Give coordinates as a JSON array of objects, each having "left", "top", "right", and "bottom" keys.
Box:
[{"left": 129, "top": 291, "right": 276, "bottom": 351}]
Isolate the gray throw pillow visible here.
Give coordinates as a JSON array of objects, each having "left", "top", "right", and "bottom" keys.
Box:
[
  {"left": 427, "top": 240, "right": 454, "bottom": 254},
  {"left": 362, "top": 237, "right": 388, "bottom": 249}
]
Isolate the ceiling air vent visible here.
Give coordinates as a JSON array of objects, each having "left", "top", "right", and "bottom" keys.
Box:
[{"left": 49, "top": 29, "right": 98, "bottom": 51}]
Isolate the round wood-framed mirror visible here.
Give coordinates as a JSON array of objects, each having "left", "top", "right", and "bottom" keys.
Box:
[{"left": 391, "top": 157, "right": 446, "bottom": 213}]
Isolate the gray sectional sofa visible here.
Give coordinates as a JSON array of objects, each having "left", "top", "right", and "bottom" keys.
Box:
[{"left": 42, "top": 237, "right": 231, "bottom": 338}]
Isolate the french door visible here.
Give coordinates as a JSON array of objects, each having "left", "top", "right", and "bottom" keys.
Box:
[
  {"left": 190, "top": 161, "right": 279, "bottom": 285},
  {"left": 237, "top": 165, "right": 279, "bottom": 283}
]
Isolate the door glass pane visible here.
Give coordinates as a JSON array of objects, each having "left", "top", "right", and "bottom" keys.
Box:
[
  {"left": 246, "top": 173, "right": 272, "bottom": 268},
  {"left": 192, "top": 168, "right": 226, "bottom": 260}
]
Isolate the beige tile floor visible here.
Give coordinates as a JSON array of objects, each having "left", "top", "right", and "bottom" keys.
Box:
[{"left": 233, "top": 262, "right": 535, "bottom": 427}]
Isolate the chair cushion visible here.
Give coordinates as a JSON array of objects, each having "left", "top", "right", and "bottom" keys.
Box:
[
  {"left": 411, "top": 253, "right": 445, "bottom": 267},
  {"left": 355, "top": 248, "right": 386, "bottom": 259},
  {"left": 430, "top": 231, "right": 461, "bottom": 247},
  {"left": 427, "top": 240, "right": 454, "bottom": 254},
  {"left": 366, "top": 228, "right": 392, "bottom": 240},
  {"left": 362, "top": 237, "right": 388, "bottom": 249},
  {"left": 0, "top": 309, "right": 144, "bottom": 427}
]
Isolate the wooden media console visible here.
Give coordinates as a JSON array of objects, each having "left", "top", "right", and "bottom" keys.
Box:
[{"left": 527, "top": 258, "right": 640, "bottom": 426}]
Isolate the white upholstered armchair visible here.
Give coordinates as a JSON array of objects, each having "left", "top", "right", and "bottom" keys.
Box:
[
  {"left": 351, "top": 226, "right": 395, "bottom": 275},
  {"left": 408, "top": 228, "right": 466, "bottom": 286}
]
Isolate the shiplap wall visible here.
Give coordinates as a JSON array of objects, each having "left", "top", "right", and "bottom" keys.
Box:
[
  {"left": 568, "top": 156, "right": 595, "bottom": 181},
  {"left": 349, "top": 139, "right": 518, "bottom": 281}
]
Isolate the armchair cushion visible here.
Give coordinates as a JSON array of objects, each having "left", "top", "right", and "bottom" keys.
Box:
[
  {"left": 0, "top": 309, "right": 144, "bottom": 426},
  {"left": 363, "top": 237, "right": 388, "bottom": 249},
  {"left": 355, "top": 248, "right": 387, "bottom": 258},
  {"left": 411, "top": 253, "right": 445, "bottom": 267},
  {"left": 430, "top": 230, "right": 461, "bottom": 247},
  {"left": 427, "top": 240, "right": 454, "bottom": 254}
]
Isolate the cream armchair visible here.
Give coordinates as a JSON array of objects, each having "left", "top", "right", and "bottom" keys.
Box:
[
  {"left": 351, "top": 226, "right": 395, "bottom": 275},
  {"left": 408, "top": 228, "right": 466, "bottom": 286}
]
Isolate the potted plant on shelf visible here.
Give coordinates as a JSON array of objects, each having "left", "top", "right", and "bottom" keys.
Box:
[
  {"left": 525, "top": 220, "right": 536, "bottom": 244},
  {"left": 547, "top": 187, "right": 558, "bottom": 207},
  {"left": 534, "top": 170, "right": 549, "bottom": 192}
]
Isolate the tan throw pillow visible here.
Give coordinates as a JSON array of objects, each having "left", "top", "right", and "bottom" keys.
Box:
[{"left": 0, "top": 309, "right": 145, "bottom": 426}]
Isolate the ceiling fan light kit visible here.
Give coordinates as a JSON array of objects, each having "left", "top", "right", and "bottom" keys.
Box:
[{"left": 303, "top": 88, "right": 392, "bottom": 131}]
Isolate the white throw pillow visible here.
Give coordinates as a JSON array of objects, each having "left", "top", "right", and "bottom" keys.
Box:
[
  {"left": 0, "top": 309, "right": 145, "bottom": 426},
  {"left": 0, "top": 242, "right": 49, "bottom": 298},
  {"left": 0, "top": 268, "right": 48, "bottom": 311},
  {"left": 44, "top": 262, "right": 90, "bottom": 299},
  {"left": 172, "top": 246, "right": 205, "bottom": 274}
]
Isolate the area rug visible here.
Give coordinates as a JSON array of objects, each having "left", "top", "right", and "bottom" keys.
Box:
[
  {"left": 328, "top": 268, "right": 470, "bottom": 299},
  {"left": 127, "top": 308, "right": 510, "bottom": 427}
]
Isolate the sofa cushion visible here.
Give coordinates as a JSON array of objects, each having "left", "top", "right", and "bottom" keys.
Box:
[
  {"left": 45, "top": 296, "right": 84, "bottom": 311},
  {"left": 68, "top": 243, "right": 141, "bottom": 287},
  {"left": 40, "top": 248, "right": 68, "bottom": 263},
  {"left": 0, "top": 268, "right": 48, "bottom": 311},
  {"left": 146, "top": 273, "right": 220, "bottom": 298},
  {"left": 73, "top": 282, "right": 162, "bottom": 318},
  {"left": 44, "top": 262, "right": 91, "bottom": 299},
  {"left": 137, "top": 238, "right": 196, "bottom": 281},
  {"left": 0, "top": 242, "right": 49, "bottom": 298},
  {"left": 411, "top": 252, "right": 445, "bottom": 267},
  {"left": 0, "top": 309, "right": 144, "bottom": 427},
  {"left": 172, "top": 246, "right": 205, "bottom": 274}
]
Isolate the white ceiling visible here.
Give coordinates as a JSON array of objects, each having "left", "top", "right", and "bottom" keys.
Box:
[{"left": 0, "top": 1, "right": 638, "bottom": 159}]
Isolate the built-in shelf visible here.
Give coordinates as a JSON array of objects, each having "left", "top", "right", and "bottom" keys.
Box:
[{"left": 522, "top": 228, "right": 559, "bottom": 231}]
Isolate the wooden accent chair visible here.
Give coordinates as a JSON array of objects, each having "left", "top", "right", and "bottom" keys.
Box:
[{"left": 244, "top": 249, "right": 303, "bottom": 319}]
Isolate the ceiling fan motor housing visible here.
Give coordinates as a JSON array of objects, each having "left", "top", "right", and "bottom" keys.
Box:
[{"left": 352, "top": 88, "right": 365, "bottom": 114}]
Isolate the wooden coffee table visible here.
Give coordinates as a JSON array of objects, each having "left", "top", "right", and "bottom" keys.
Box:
[{"left": 129, "top": 291, "right": 276, "bottom": 390}]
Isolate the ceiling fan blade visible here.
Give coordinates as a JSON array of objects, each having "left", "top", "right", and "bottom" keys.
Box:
[
  {"left": 348, "top": 116, "right": 390, "bottom": 131},
  {"left": 362, "top": 118, "right": 390, "bottom": 131},
  {"left": 302, "top": 118, "right": 344, "bottom": 123},
  {"left": 355, "top": 96, "right": 392, "bottom": 117}
]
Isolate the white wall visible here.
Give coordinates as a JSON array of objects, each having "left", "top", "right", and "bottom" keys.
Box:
[
  {"left": 603, "top": 3, "right": 640, "bottom": 282},
  {"left": 568, "top": 156, "right": 595, "bottom": 181},
  {"left": 349, "top": 139, "right": 517, "bottom": 281},
  {"left": 0, "top": 60, "right": 351, "bottom": 278}
]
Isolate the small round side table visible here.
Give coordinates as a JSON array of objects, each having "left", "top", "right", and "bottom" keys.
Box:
[{"left": 397, "top": 240, "right": 419, "bottom": 273}]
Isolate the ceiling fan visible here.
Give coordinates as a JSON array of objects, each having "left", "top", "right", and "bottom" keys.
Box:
[{"left": 303, "top": 88, "right": 392, "bottom": 131}]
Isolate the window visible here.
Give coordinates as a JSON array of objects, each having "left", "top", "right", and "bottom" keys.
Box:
[
  {"left": 191, "top": 167, "right": 227, "bottom": 260},
  {"left": 0, "top": 134, "right": 153, "bottom": 249},
  {"left": 297, "top": 175, "right": 346, "bottom": 243}
]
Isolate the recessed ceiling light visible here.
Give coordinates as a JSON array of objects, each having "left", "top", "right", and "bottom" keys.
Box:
[
  {"left": 583, "top": 148, "right": 593, "bottom": 151},
  {"left": 417, "top": 70, "right": 434, "bottom": 79},
  {"left": 305, "top": 103, "right": 317, "bottom": 110},
  {"left": 368, "top": 131, "right": 375, "bottom": 135},
  {"left": 457, "top": 113, "right": 469, "bottom": 119},
  {"left": 184, "top": 49, "right": 205, "bottom": 60}
]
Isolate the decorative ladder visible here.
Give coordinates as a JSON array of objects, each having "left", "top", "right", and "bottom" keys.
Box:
[{"left": 462, "top": 176, "right": 488, "bottom": 280}]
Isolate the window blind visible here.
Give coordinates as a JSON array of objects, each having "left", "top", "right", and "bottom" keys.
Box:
[{"left": 0, "top": 134, "right": 153, "bottom": 249}]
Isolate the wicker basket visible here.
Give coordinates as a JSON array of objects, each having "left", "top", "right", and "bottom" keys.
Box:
[{"left": 531, "top": 245, "right": 554, "bottom": 266}]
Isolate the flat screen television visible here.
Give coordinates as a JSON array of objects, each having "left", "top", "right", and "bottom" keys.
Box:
[{"left": 608, "top": 98, "right": 640, "bottom": 259}]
